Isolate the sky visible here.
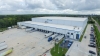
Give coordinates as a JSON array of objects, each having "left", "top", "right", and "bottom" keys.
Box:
[{"left": 0, "top": 0, "right": 100, "bottom": 14}]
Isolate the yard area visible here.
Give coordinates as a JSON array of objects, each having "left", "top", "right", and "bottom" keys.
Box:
[{"left": 0, "top": 28, "right": 54, "bottom": 56}]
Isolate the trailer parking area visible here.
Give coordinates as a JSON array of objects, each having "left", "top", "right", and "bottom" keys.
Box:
[{"left": 0, "top": 28, "right": 54, "bottom": 56}]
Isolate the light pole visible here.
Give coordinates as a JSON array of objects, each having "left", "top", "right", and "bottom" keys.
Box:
[
  {"left": 54, "top": 40, "right": 56, "bottom": 51},
  {"left": 58, "top": 41, "right": 59, "bottom": 54},
  {"left": 58, "top": 45, "right": 59, "bottom": 54},
  {"left": 62, "top": 43, "right": 63, "bottom": 51}
]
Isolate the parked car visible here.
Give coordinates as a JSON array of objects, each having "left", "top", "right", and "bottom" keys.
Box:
[
  {"left": 90, "top": 39, "right": 95, "bottom": 41},
  {"left": 88, "top": 45, "right": 96, "bottom": 48},
  {"left": 89, "top": 50, "right": 96, "bottom": 55},
  {"left": 90, "top": 42, "right": 96, "bottom": 44},
  {"left": 90, "top": 38, "right": 95, "bottom": 41},
  {"left": 84, "top": 36, "right": 86, "bottom": 38},
  {"left": 67, "top": 44, "right": 71, "bottom": 48},
  {"left": 90, "top": 43, "right": 96, "bottom": 46},
  {"left": 90, "top": 34, "right": 94, "bottom": 36},
  {"left": 90, "top": 37, "right": 95, "bottom": 39},
  {"left": 90, "top": 40, "right": 95, "bottom": 42}
]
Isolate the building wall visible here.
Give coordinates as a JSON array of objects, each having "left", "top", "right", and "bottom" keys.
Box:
[
  {"left": 17, "top": 17, "right": 88, "bottom": 40},
  {"left": 19, "top": 22, "right": 81, "bottom": 40},
  {"left": 32, "top": 18, "right": 87, "bottom": 27},
  {"left": 80, "top": 18, "right": 88, "bottom": 35}
]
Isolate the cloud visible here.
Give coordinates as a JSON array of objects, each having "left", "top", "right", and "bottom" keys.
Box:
[{"left": 0, "top": 0, "right": 100, "bottom": 14}]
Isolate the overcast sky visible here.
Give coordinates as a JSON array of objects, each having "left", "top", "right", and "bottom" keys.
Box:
[{"left": 0, "top": 0, "right": 100, "bottom": 14}]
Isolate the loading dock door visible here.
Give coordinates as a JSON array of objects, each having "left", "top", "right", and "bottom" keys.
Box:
[{"left": 76, "top": 34, "right": 79, "bottom": 39}]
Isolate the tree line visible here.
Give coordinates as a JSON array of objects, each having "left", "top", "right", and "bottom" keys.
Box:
[
  {"left": 92, "top": 16, "right": 100, "bottom": 25},
  {"left": 0, "top": 15, "right": 34, "bottom": 28},
  {"left": 0, "top": 14, "right": 99, "bottom": 28}
]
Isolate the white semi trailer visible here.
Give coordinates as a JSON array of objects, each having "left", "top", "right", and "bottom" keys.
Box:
[
  {"left": 54, "top": 35, "right": 64, "bottom": 42},
  {"left": 25, "top": 28, "right": 33, "bottom": 32},
  {"left": 50, "top": 34, "right": 58, "bottom": 39},
  {"left": 0, "top": 42, "right": 7, "bottom": 51},
  {"left": 45, "top": 32, "right": 53, "bottom": 38}
]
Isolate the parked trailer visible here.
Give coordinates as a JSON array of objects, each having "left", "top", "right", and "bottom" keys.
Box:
[
  {"left": 48, "top": 34, "right": 58, "bottom": 42},
  {"left": 54, "top": 35, "right": 64, "bottom": 42},
  {"left": 50, "top": 34, "right": 58, "bottom": 39},
  {"left": 0, "top": 48, "right": 13, "bottom": 56},
  {"left": 45, "top": 32, "right": 53, "bottom": 38},
  {"left": 25, "top": 28, "right": 32, "bottom": 31},
  {"left": 0, "top": 42, "right": 7, "bottom": 51}
]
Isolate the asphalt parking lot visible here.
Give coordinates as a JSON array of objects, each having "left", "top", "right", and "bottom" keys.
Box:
[
  {"left": 0, "top": 28, "right": 54, "bottom": 56},
  {"left": 81, "top": 24, "right": 97, "bottom": 56}
]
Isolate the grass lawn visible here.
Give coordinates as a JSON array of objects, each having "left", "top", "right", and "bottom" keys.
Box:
[
  {"left": 0, "top": 28, "right": 7, "bottom": 32},
  {"left": 93, "top": 25, "right": 100, "bottom": 52},
  {"left": 95, "top": 19, "right": 100, "bottom": 26},
  {"left": 79, "top": 24, "right": 88, "bottom": 42},
  {"left": 50, "top": 40, "right": 68, "bottom": 56}
]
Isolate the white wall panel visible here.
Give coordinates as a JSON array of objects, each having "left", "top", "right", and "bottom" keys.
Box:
[
  {"left": 51, "top": 27, "right": 54, "bottom": 32},
  {"left": 41, "top": 25, "right": 43, "bottom": 30},
  {"left": 43, "top": 26, "right": 47, "bottom": 30},
  {"left": 64, "top": 20, "right": 71, "bottom": 26},
  {"left": 32, "top": 18, "right": 36, "bottom": 22},
  {"left": 38, "top": 25, "right": 40, "bottom": 29},
  {"left": 56, "top": 28, "right": 59, "bottom": 33},
  {"left": 59, "top": 28, "right": 62, "bottom": 33},
  {"left": 32, "top": 18, "right": 88, "bottom": 27},
  {"left": 54, "top": 27, "right": 57, "bottom": 32},
  {"left": 47, "top": 26, "right": 50, "bottom": 31}
]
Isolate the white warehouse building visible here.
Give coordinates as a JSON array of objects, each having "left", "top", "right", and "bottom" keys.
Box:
[{"left": 17, "top": 17, "right": 88, "bottom": 40}]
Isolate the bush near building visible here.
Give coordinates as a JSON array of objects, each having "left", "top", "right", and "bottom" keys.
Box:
[
  {"left": 87, "top": 21, "right": 95, "bottom": 24},
  {"left": 0, "top": 28, "right": 7, "bottom": 32},
  {"left": 79, "top": 24, "right": 88, "bottom": 42}
]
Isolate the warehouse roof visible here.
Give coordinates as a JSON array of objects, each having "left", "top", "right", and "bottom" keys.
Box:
[
  {"left": 35, "top": 17, "right": 87, "bottom": 21},
  {"left": 23, "top": 21, "right": 82, "bottom": 31}
]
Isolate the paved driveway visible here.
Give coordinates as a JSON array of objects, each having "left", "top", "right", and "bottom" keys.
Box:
[
  {"left": 81, "top": 24, "right": 97, "bottom": 56},
  {"left": 65, "top": 24, "right": 97, "bottom": 56}
]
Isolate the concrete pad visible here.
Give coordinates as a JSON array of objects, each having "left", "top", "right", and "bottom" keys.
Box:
[
  {"left": 0, "top": 28, "right": 54, "bottom": 56},
  {"left": 66, "top": 41, "right": 89, "bottom": 56}
]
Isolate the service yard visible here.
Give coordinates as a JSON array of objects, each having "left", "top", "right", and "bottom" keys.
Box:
[
  {"left": 0, "top": 28, "right": 54, "bottom": 56},
  {"left": 66, "top": 24, "right": 97, "bottom": 56}
]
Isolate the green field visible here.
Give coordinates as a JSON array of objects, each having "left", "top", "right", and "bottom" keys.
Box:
[
  {"left": 50, "top": 40, "right": 68, "bottom": 56},
  {"left": 93, "top": 25, "right": 100, "bottom": 52},
  {"left": 95, "top": 19, "right": 100, "bottom": 26}
]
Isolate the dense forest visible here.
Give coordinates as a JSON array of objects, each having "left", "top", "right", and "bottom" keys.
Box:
[
  {"left": 0, "top": 15, "right": 45, "bottom": 28},
  {"left": 0, "top": 14, "right": 99, "bottom": 29}
]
